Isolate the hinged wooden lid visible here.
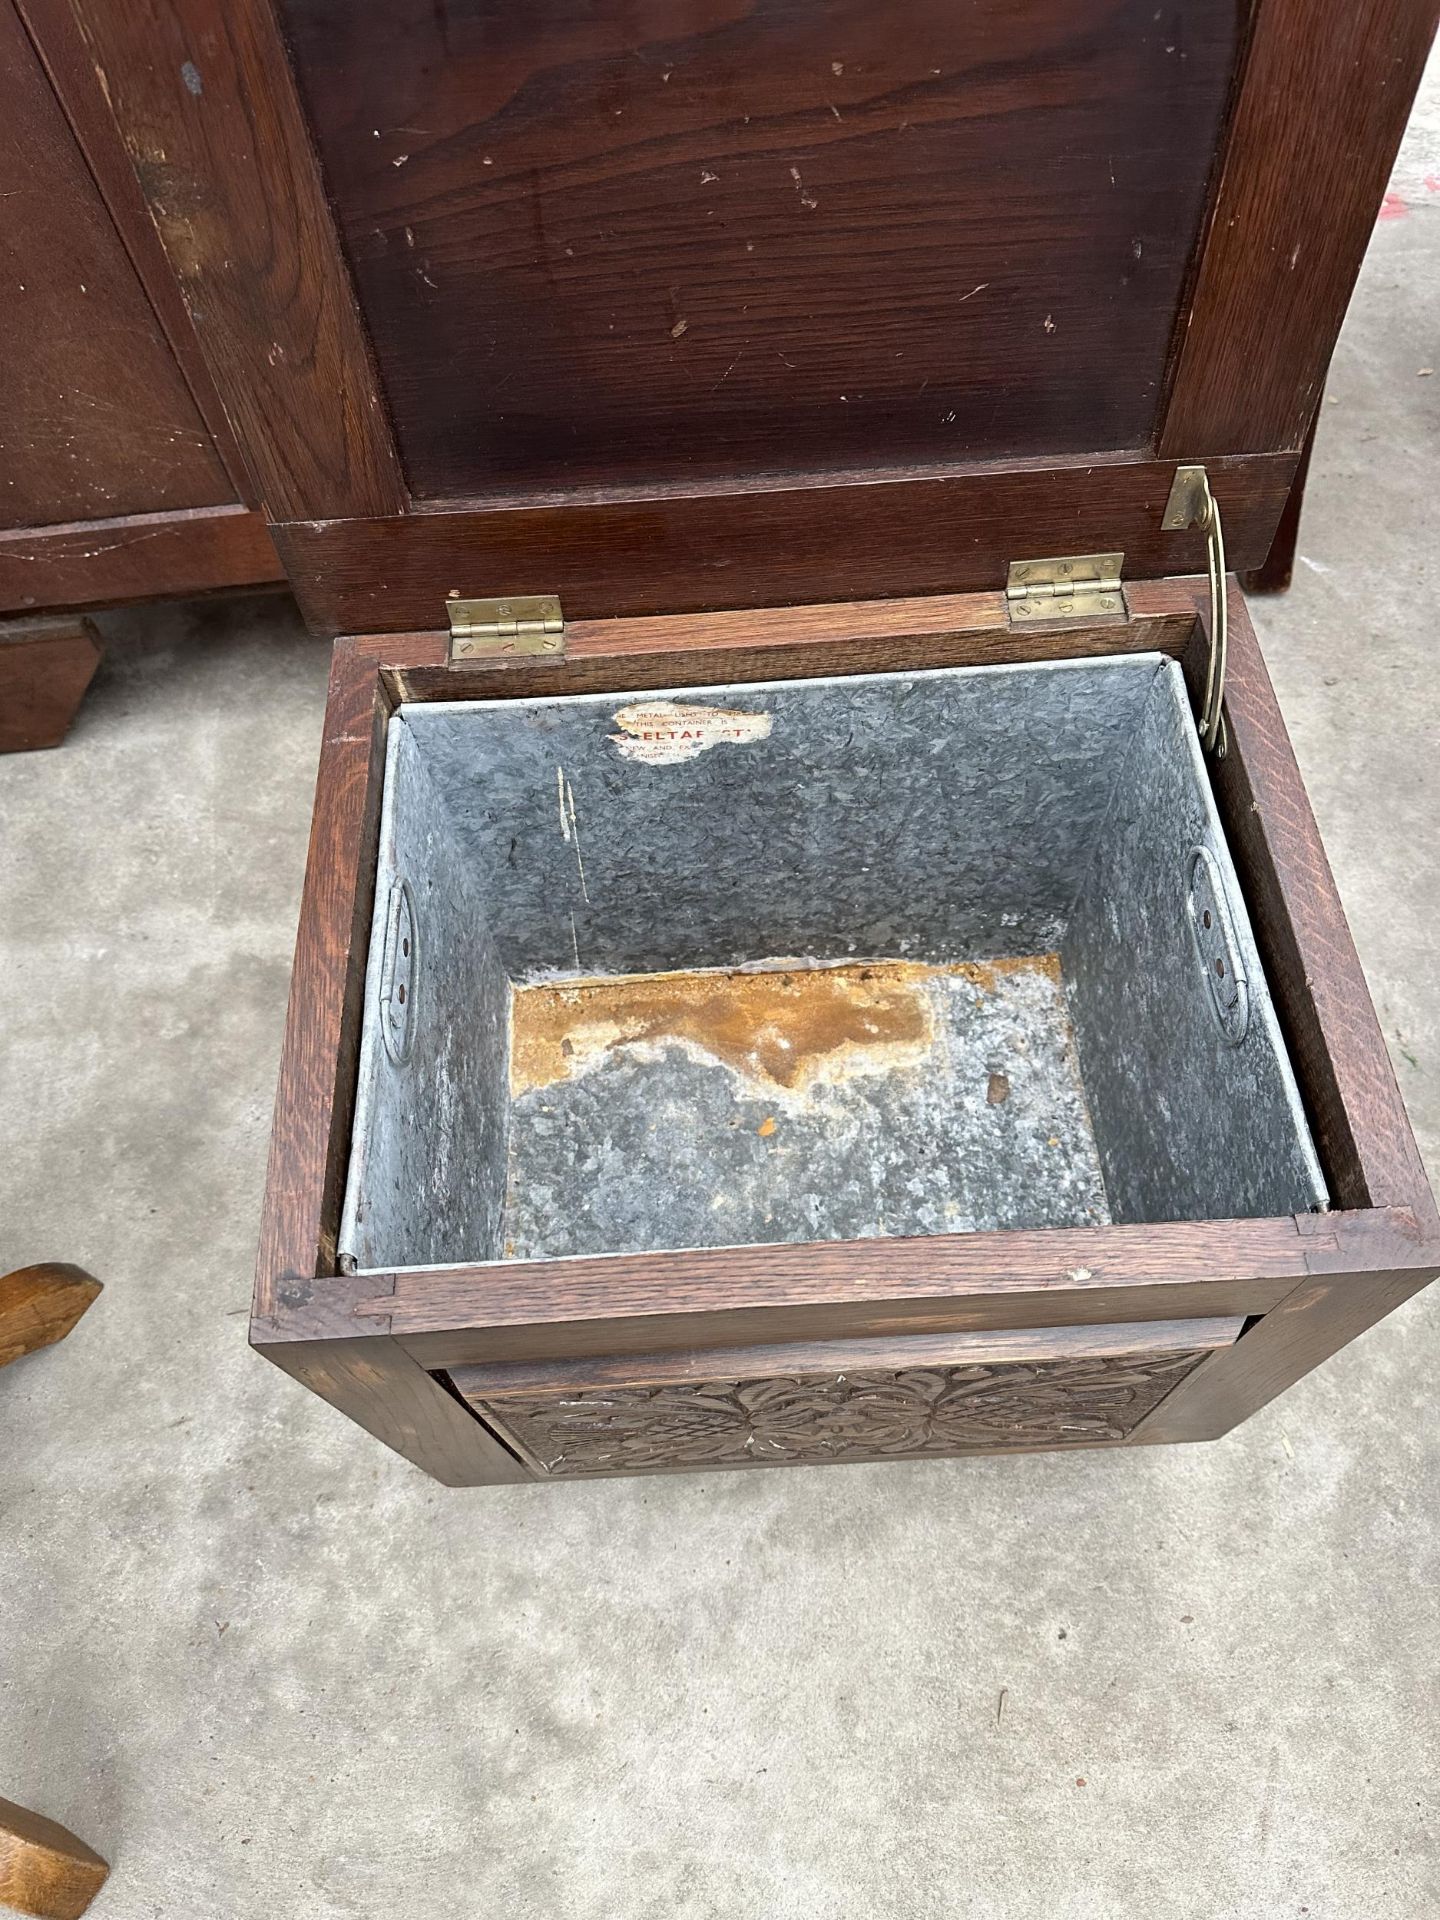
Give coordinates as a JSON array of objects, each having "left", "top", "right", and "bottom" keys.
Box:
[{"left": 75, "top": 0, "right": 1436, "bottom": 634}]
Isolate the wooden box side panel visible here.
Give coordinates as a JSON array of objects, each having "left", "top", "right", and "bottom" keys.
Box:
[
  {"left": 1216, "top": 593, "right": 1436, "bottom": 1220},
  {"left": 258, "top": 1328, "right": 533, "bottom": 1487},
  {"left": 1132, "top": 1255, "right": 1438, "bottom": 1447},
  {"left": 253, "top": 648, "right": 391, "bottom": 1316}
]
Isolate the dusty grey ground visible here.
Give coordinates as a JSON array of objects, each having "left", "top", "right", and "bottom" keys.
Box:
[{"left": 2, "top": 68, "right": 1437, "bottom": 1920}]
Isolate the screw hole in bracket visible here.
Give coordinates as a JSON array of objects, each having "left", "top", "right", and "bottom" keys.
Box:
[
  {"left": 1187, "top": 846, "right": 1249, "bottom": 1046},
  {"left": 379, "top": 877, "right": 419, "bottom": 1065}
]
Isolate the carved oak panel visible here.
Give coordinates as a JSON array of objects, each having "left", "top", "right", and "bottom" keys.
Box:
[{"left": 472, "top": 1349, "right": 1209, "bottom": 1478}]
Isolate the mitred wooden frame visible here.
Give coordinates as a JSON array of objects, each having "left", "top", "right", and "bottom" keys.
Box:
[{"left": 251, "top": 583, "right": 1439, "bottom": 1483}]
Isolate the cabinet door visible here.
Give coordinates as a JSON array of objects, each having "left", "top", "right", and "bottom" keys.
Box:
[
  {"left": 0, "top": 0, "right": 279, "bottom": 616},
  {"left": 0, "top": 0, "right": 234, "bottom": 528}
]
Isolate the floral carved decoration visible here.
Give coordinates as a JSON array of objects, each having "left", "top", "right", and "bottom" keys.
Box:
[{"left": 474, "top": 1350, "right": 1208, "bottom": 1477}]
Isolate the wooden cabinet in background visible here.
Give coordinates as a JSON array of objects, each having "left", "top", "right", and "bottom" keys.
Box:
[{"left": 0, "top": 0, "right": 281, "bottom": 749}]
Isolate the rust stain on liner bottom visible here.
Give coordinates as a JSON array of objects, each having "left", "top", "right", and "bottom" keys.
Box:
[{"left": 510, "top": 955, "right": 1062, "bottom": 1100}]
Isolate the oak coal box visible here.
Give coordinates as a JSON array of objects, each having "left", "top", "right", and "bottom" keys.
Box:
[{"left": 72, "top": 0, "right": 1438, "bottom": 1480}]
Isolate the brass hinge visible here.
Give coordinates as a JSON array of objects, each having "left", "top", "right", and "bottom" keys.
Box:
[
  {"left": 447, "top": 594, "right": 565, "bottom": 661},
  {"left": 1005, "top": 553, "right": 1126, "bottom": 625}
]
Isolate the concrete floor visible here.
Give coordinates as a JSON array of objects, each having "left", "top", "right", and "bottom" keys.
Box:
[{"left": 3, "top": 77, "right": 1438, "bottom": 1920}]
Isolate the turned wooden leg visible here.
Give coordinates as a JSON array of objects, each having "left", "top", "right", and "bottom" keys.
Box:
[
  {"left": 0, "top": 617, "right": 104, "bottom": 753},
  {"left": 0, "top": 1266, "right": 102, "bottom": 1370},
  {"left": 1240, "top": 408, "right": 1318, "bottom": 595},
  {"left": 0, "top": 1798, "right": 109, "bottom": 1920}
]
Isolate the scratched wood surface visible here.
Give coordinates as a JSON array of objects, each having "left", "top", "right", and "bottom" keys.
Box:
[
  {"left": 278, "top": 0, "right": 1243, "bottom": 498},
  {"left": 63, "top": 0, "right": 406, "bottom": 523},
  {"left": 372, "top": 1221, "right": 1316, "bottom": 1366},
  {"left": 1158, "top": 0, "right": 1439, "bottom": 458},
  {"left": 14, "top": 0, "right": 259, "bottom": 503},
  {"left": 274, "top": 452, "right": 1297, "bottom": 632},
  {"left": 449, "top": 1318, "right": 1247, "bottom": 1399},
  {"left": 0, "top": 0, "right": 234, "bottom": 530},
  {"left": 60, "top": 0, "right": 1433, "bottom": 631},
  {"left": 0, "top": 505, "right": 281, "bottom": 619}
]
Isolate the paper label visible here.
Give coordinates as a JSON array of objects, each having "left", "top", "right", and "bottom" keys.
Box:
[{"left": 608, "top": 700, "right": 773, "bottom": 766}]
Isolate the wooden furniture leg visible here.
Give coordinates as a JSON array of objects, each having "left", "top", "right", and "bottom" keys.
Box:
[
  {"left": 1240, "top": 409, "right": 1318, "bottom": 594},
  {"left": 0, "top": 1797, "right": 108, "bottom": 1920},
  {"left": 0, "top": 1272, "right": 109, "bottom": 1916},
  {"left": 0, "top": 1266, "right": 102, "bottom": 1370},
  {"left": 0, "top": 619, "right": 104, "bottom": 754}
]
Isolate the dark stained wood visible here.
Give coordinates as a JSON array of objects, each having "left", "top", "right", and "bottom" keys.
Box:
[
  {"left": 371, "top": 1219, "right": 1323, "bottom": 1369},
  {"left": 201, "top": 0, "right": 1440, "bottom": 1481},
  {"left": 1133, "top": 1210, "right": 1438, "bottom": 1443},
  {"left": 1241, "top": 407, "right": 1317, "bottom": 593},
  {"left": 0, "top": 1264, "right": 102, "bottom": 1368},
  {"left": 401, "top": 577, "right": 1200, "bottom": 689},
  {"left": 462, "top": 1344, "right": 1221, "bottom": 1479},
  {"left": 280, "top": 0, "right": 1242, "bottom": 499},
  {"left": 316, "top": 577, "right": 1205, "bottom": 707},
  {"left": 452, "top": 1316, "right": 1245, "bottom": 1399},
  {"left": 63, "top": 0, "right": 406, "bottom": 522},
  {"left": 1159, "top": 0, "right": 1439, "bottom": 458},
  {"left": 0, "top": 0, "right": 234, "bottom": 530},
  {"left": 373, "top": 1209, "right": 1433, "bottom": 1482},
  {"left": 255, "top": 1331, "right": 531, "bottom": 1486},
  {"left": 253, "top": 646, "right": 391, "bottom": 1319},
  {"left": 274, "top": 451, "right": 1298, "bottom": 632},
  {"left": 263, "top": 588, "right": 1438, "bottom": 1310},
  {"left": 0, "top": 5, "right": 282, "bottom": 639},
  {"left": 1210, "top": 588, "right": 1434, "bottom": 1216},
  {"left": 0, "top": 620, "right": 103, "bottom": 753},
  {"left": 387, "top": 595, "right": 1200, "bottom": 706},
  {"left": 0, "top": 1795, "right": 108, "bottom": 1920},
  {"left": 14, "top": 0, "right": 256, "bottom": 502},
  {"left": 0, "top": 506, "right": 281, "bottom": 620}
]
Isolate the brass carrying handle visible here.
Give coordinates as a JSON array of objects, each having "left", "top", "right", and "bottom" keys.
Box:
[{"left": 1163, "top": 465, "right": 1228, "bottom": 759}]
